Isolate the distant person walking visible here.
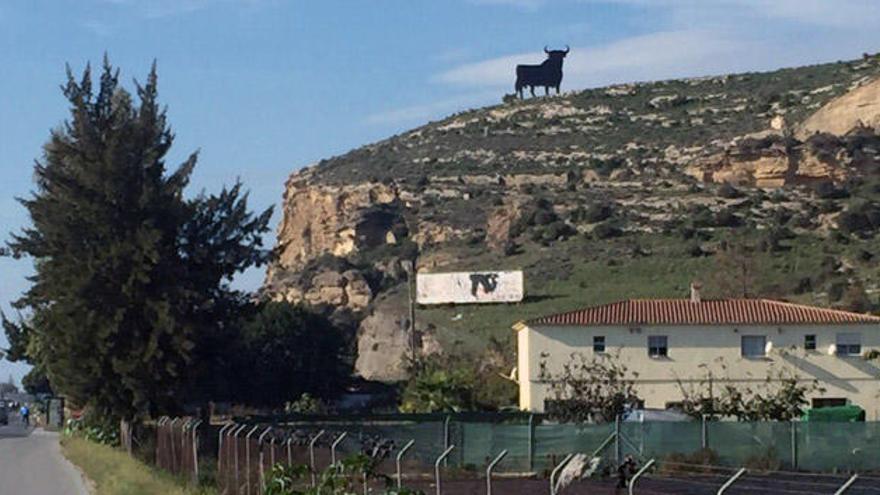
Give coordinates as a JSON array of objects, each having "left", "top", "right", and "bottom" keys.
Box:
[
  {"left": 19, "top": 405, "right": 29, "bottom": 427},
  {"left": 616, "top": 454, "right": 637, "bottom": 490}
]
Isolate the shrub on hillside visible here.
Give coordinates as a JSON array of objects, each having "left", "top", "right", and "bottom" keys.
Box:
[
  {"left": 532, "top": 221, "right": 577, "bottom": 245},
  {"left": 838, "top": 200, "right": 880, "bottom": 235},
  {"left": 579, "top": 202, "right": 615, "bottom": 223},
  {"left": 593, "top": 220, "right": 623, "bottom": 239},
  {"left": 686, "top": 242, "right": 707, "bottom": 257},
  {"left": 815, "top": 182, "right": 850, "bottom": 199},
  {"left": 533, "top": 209, "right": 558, "bottom": 226},
  {"left": 718, "top": 182, "right": 744, "bottom": 199},
  {"left": 714, "top": 208, "right": 743, "bottom": 228}
]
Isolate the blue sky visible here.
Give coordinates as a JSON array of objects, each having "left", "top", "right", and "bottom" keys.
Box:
[{"left": 2, "top": 0, "right": 880, "bottom": 384}]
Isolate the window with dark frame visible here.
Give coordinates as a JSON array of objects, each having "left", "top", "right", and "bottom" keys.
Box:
[
  {"left": 593, "top": 335, "right": 605, "bottom": 353},
  {"left": 836, "top": 333, "right": 862, "bottom": 356},
  {"left": 648, "top": 335, "right": 668, "bottom": 358},
  {"left": 812, "top": 398, "right": 847, "bottom": 408},
  {"left": 741, "top": 335, "right": 767, "bottom": 358},
  {"left": 804, "top": 334, "right": 816, "bottom": 351}
]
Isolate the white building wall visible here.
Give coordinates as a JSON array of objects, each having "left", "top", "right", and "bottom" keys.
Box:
[{"left": 518, "top": 323, "right": 880, "bottom": 419}]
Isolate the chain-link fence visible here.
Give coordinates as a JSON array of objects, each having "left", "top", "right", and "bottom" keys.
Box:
[
  {"left": 155, "top": 416, "right": 206, "bottom": 485},
  {"left": 234, "top": 414, "right": 880, "bottom": 473},
  {"left": 154, "top": 414, "right": 880, "bottom": 494}
]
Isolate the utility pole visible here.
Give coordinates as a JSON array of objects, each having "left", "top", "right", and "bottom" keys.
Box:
[{"left": 401, "top": 259, "right": 417, "bottom": 364}]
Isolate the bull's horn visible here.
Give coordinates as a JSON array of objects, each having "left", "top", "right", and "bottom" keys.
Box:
[
  {"left": 544, "top": 45, "right": 550, "bottom": 54},
  {"left": 563, "top": 45, "right": 570, "bottom": 54}
]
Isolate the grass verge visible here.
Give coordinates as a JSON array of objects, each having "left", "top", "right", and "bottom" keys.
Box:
[{"left": 61, "top": 435, "right": 215, "bottom": 495}]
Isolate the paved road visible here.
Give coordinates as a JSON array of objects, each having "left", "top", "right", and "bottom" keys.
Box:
[{"left": 0, "top": 416, "right": 89, "bottom": 495}]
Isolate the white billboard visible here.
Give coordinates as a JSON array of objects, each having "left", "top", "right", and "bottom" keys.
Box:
[{"left": 416, "top": 271, "right": 524, "bottom": 305}]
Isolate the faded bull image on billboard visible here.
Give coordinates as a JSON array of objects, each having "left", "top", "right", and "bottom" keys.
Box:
[{"left": 416, "top": 271, "right": 524, "bottom": 305}]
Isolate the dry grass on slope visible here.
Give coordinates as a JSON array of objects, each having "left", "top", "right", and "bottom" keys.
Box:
[{"left": 61, "top": 436, "right": 215, "bottom": 495}]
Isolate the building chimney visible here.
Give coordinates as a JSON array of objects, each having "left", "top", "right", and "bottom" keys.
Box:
[{"left": 690, "top": 281, "right": 702, "bottom": 303}]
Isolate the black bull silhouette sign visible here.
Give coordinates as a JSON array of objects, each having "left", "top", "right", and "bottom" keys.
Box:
[
  {"left": 416, "top": 272, "right": 524, "bottom": 304},
  {"left": 469, "top": 273, "right": 499, "bottom": 297},
  {"left": 515, "top": 45, "right": 569, "bottom": 98}
]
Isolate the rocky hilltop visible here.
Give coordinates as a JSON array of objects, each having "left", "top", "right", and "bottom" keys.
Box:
[{"left": 264, "top": 55, "right": 880, "bottom": 382}]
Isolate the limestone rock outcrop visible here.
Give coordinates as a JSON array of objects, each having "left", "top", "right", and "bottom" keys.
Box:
[
  {"left": 487, "top": 196, "right": 531, "bottom": 252},
  {"left": 685, "top": 145, "right": 850, "bottom": 188},
  {"left": 268, "top": 268, "right": 374, "bottom": 313},
  {"left": 354, "top": 292, "right": 441, "bottom": 382},
  {"left": 797, "top": 77, "right": 880, "bottom": 138},
  {"left": 273, "top": 169, "right": 400, "bottom": 271}
]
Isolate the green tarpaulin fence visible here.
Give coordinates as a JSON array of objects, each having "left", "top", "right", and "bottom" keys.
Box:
[
  {"left": 243, "top": 414, "right": 880, "bottom": 473},
  {"left": 803, "top": 405, "right": 866, "bottom": 422}
]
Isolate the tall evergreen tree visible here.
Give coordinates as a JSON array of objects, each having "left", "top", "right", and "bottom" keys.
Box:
[{"left": 7, "top": 58, "right": 272, "bottom": 421}]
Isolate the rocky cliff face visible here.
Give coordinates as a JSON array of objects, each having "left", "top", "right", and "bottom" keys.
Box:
[
  {"left": 264, "top": 55, "right": 880, "bottom": 383},
  {"left": 797, "top": 75, "right": 880, "bottom": 138},
  {"left": 272, "top": 172, "right": 401, "bottom": 271}
]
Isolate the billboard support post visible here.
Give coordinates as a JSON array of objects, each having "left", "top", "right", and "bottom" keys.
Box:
[{"left": 401, "top": 260, "right": 416, "bottom": 364}]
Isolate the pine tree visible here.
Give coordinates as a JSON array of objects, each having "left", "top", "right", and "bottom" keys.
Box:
[{"left": 7, "top": 58, "right": 272, "bottom": 421}]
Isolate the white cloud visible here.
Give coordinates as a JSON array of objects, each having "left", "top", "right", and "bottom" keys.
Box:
[
  {"left": 365, "top": 91, "right": 499, "bottom": 126},
  {"left": 474, "top": 0, "right": 880, "bottom": 28},
  {"left": 749, "top": 0, "right": 880, "bottom": 28},
  {"left": 436, "top": 30, "right": 749, "bottom": 90}
]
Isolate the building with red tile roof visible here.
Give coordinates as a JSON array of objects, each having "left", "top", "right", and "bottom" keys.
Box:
[{"left": 515, "top": 285, "right": 880, "bottom": 417}]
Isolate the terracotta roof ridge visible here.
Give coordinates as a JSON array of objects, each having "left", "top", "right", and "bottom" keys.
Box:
[
  {"left": 523, "top": 297, "right": 880, "bottom": 326},
  {"left": 758, "top": 298, "right": 880, "bottom": 319}
]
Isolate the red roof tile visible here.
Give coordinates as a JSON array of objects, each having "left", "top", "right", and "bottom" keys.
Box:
[{"left": 527, "top": 299, "right": 880, "bottom": 326}]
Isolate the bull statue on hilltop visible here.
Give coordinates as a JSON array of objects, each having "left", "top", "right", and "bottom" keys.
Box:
[{"left": 515, "top": 45, "right": 569, "bottom": 99}]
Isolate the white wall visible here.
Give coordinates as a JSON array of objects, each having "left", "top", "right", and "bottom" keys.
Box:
[{"left": 518, "top": 323, "right": 880, "bottom": 419}]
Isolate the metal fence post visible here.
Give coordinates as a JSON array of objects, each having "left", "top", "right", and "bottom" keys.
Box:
[
  {"left": 628, "top": 458, "right": 655, "bottom": 495},
  {"left": 169, "top": 418, "right": 180, "bottom": 474},
  {"left": 527, "top": 414, "right": 535, "bottom": 472},
  {"left": 191, "top": 420, "right": 203, "bottom": 485},
  {"left": 286, "top": 437, "right": 293, "bottom": 466},
  {"left": 221, "top": 424, "right": 236, "bottom": 493},
  {"left": 486, "top": 450, "right": 508, "bottom": 495},
  {"left": 790, "top": 420, "right": 798, "bottom": 470},
  {"left": 309, "top": 430, "right": 326, "bottom": 487},
  {"left": 549, "top": 453, "right": 574, "bottom": 495},
  {"left": 396, "top": 439, "right": 415, "bottom": 489},
  {"left": 218, "top": 423, "right": 232, "bottom": 478},
  {"left": 434, "top": 445, "right": 455, "bottom": 495},
  {"left": 244, "top": 425, "right": 260, "bottom": 495},
  {"left": 615, "top": 415, "right": 622, "bottom": 466},
  {"left": 156, "top": 417, "right": 167, "bottom": 471},
  {"left": 717, "top": 468, "right": 746, "bottom": 495},
  {"left": 182, "top": 419, "right": 193, "bottom": 475},
  {"left": 331, "top": 431, "right": 348, "bottom": 466},
  {"left": 701, "top": 415, "right": 709, "bottom": 450},
  {"left": 269, "top": 437, "right": 276, "bottom": 469},
  {"left": 257, "top": 427, "right": 272, "bottom": 493},
  {"left": 233, "top": 424, "right": 248, "bottom": 495},
  {"left": 443, "top": 416, "right": 451, "bottom": 467},
  {"left": 834, "top": 474, "right": 859, "bottom": 494}
]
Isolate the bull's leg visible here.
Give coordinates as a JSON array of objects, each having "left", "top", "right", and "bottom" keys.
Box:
[
  {"left": 545, "top": 86, "right": 550, "bottom": 96},
  {"left": 529, "top": 86, "right": 535, "bottom": 97},
  {"left": 556, "top": 85, "right": 561, "bottom": 95}
]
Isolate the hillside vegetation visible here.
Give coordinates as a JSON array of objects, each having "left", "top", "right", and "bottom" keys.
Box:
[{"left": 264, "top": 54, "right": 880, "bottom": 386}]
